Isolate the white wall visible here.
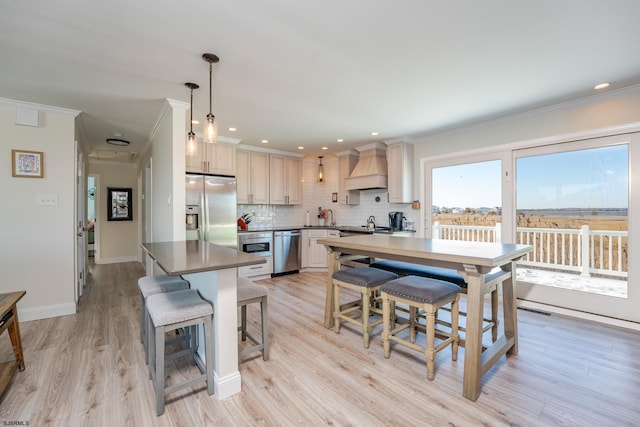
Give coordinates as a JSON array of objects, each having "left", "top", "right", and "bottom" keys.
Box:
[
  {"left": 412, "top": 85, "right": 640, "bottom": 175},
  {"left": 0, "top": 98, "right": 79, "bottom": 320},
  {"left": 146, "top": 100, "right": 187, "bottom": 243}
]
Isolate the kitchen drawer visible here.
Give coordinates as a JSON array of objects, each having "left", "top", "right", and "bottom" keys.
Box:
[{"left": 238, "top": 256, "right": 273, "bottom": 278}]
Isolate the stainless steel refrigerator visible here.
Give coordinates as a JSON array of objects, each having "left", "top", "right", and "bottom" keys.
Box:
[{"left": 185, "top": 174, "right": 237, "bottom": 249}]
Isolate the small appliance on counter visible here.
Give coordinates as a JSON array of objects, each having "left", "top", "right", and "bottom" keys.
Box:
[{"left": 389, "top": 211, "right": 404, "bottom": 231}]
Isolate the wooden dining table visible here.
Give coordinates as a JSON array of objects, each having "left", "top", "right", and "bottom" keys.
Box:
[{"left": 317, "top": 234, "right": 532, "bottom": 401}]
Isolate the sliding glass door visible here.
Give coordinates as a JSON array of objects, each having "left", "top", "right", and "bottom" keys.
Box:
[
  {"left": 513, "top": 135, "right": 637, "bottom": 320},
  {"left": 424, "top": 133, "right": 639, "bottom": 322}
]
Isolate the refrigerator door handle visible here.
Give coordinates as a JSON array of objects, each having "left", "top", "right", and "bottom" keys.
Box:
[{"left": 201, "top": 192, "right": 208, "bottom": 242}]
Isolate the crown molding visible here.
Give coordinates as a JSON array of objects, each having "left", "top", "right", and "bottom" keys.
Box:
[{"left": 0, "top": 96, "right": 80, "bottom": 117}]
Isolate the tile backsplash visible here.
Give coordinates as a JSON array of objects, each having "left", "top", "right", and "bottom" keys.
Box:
[{"left": 237, "top": 156, "right": 416, "bottom": 230}]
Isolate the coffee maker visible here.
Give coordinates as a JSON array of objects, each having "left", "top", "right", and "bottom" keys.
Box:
[{"left": 389, "top": 211, "right": 404, "bottom": 231}]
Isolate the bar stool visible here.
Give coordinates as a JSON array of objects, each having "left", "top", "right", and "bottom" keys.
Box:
[
  {"left": 138, "top": 275, "right": 189, "bottom": 364},
  {"left": 332, "top": 267, "right": 398, "bottom": 348},
  {"left": 237, "top": 277, "right": 269, "bottom": 361},
  {"left": 146, "top": 289, "right": 214, "bottom": 416},
  {"left": 381, "top": 276, "right": 461, "bottom": 380}
]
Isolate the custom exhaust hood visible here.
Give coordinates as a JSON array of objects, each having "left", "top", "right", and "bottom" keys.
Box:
[{"left": 345, "top": 142, "right": 388, "bottom": 190}]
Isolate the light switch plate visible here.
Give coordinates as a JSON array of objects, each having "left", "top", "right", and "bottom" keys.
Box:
[{"left": 37, "top": 193, "right": 58, "bottom": 206}]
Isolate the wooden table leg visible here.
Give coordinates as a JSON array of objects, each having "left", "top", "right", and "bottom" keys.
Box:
[
  {"left": 461, "top": 267, "right": 484, "bottom": 401},
  {"left": 502, "top": 261, "right": 518, "bottom": 355},
  {"left": 323, "top": 250, "right": 339, "bottom": 328},
  {"left": 8, "top": 307, "right": 25, "bottom": 371}
]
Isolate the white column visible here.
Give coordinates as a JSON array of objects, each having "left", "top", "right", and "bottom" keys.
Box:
[{"left": 184, "top": 268, "right": 241, "bottom": 399}]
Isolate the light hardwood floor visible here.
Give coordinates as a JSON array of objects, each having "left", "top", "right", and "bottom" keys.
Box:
[{"left": 1, "top": 261, "right": 639, "bottom": 426}]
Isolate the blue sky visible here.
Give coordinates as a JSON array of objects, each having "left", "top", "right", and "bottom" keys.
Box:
[{"left": 432, "top": 144, "right": 628, "bottom": 209}]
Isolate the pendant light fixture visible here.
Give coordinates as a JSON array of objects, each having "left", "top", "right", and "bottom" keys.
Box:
[
  {"left": 185, "top": 82, "right": 199, "bottom": 156},
  {"left": 317, "top": 156, "right": 325, "bottom": 183},
  {"left": 202, "top": 53, "right": 220, "bottom": 143}
]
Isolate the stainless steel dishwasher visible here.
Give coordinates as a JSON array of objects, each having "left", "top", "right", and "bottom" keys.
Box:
[{"left": 273, "top": 230, "right": 301, "bottom": 276}]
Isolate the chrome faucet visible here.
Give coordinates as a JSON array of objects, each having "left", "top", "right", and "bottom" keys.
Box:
[{"left": 326, "top": 209, "right": 335, "bottom": 227}]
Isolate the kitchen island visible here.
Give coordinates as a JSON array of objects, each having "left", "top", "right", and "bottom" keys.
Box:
[
  {"left": 317, "top": 234, "right": 531, "bottom": 401},
  {"left": 141, "top": 240, "right": 265, "bottom": 400}
]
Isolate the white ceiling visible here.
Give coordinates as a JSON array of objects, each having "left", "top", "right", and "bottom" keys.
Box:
[{"left": 2, "top": 1, "right": 640, "bottom": 161}]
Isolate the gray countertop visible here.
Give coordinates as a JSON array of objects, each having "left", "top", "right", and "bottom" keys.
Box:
[{"left": 141, "top": 240, "right": 265, "bottom": 276}]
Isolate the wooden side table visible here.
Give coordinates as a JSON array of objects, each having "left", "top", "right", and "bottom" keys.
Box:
[{"left": 0, "top": 291, "right": 26, "bottom": 397}]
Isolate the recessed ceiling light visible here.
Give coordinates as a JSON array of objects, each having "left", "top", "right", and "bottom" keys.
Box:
[
  {"left": 371, "top": 131, "right": 379, "bottom": 136},
  {"left": 594, "top": 82, "right": 610, "bottom": 90},
  {"left": 191, "top": 120, "right": 200, "bottom": 124},
  {"left": 322, "top": 147, "right": 328, "bottom": 150},
  {"left": 228, "top": 127, "right": 237, "bottom": 132},
  {"left": 337, "top": 139, "right": 344, "bottom": 142},
  {"left": 261, "top": 139, "right": 269, "bottom": 143},
  {"left": 298, "top": 146, "right": 304, "bottom": 150}
]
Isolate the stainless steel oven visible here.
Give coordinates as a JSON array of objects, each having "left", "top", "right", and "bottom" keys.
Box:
[{"left": 238, "top": 232, "right": 272, "bottom": 257}]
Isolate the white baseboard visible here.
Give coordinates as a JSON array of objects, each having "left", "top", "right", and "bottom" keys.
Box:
[
  {"left": 20, "top": 302, "right": 76, "bottom": 322},
  {"left": 96, "top": 255, "right": 138, "bottom": 265},
  {"left": 517, "top": 300, "right": 640, "bottom": 331},
  {"left": 214, "top": 370, "right": 242, "bottom": 400}
]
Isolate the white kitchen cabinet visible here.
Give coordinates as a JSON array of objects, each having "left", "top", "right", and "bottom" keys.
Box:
[
  {"left": 186, "top": 141, "right": 236, "bottom": 176},
  {"left": 237, "top": 150, "right": 270, "bottom": 204},
  {"left": 301, "top": 229, "right": 339, "bottom": 269},
  {"left": 336, "top": 150, "right": 360, "bottom": 205},
  {"left": 269, "top": 155, "right": 302, "bottom": 205},
  {"left": 238, "top": 256, "right": 273, "bottom": 279},
  {"left": 387, "top": 142, "right": 413, "bottom": 203},
  {"left": 302, "top": 229, "right": 327, "bottom": 268}
]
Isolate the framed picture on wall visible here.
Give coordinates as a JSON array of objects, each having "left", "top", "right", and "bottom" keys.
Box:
[
  {"left": 107, "top": 187, "right": 132, "bottom": 221},
  {"left": 12, "top": 149, "right": 44, "bottom": 178}
]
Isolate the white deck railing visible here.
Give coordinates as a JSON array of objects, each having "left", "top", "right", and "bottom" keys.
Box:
[{"left": 432, "top": 222, "right": 628, "bottom": 279}]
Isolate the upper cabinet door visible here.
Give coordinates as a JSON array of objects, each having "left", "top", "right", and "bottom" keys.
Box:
[
  {"left": 269, "top": 155, "right": 302, "bottom": 205},
  {"left": 236, "top": 149, "right": 251, "bottom": 204},
  {"left": 250, "top": 152, "right": 270, "bottom": 204},
  {"left": 186, "top": 139, "right": 206, "bottom": 173},
  {"left": 186, "top": 141, "right": 236, "bottom": 176},
  {"left": 207, "top": 143, "right": 236, "bottom": 176},
  {"left": 285, "top": 156, "right": 302, "bottom": 205},
  {"left": 237, "top": 150, "right": 269, "bottom": 204},
  {"left": 387, "top": 142, "right": 413, "bottom": 204},
  {"left": 337, "top": 151, "right": 360, "bottom": 205},
  {"left": 269, "top": 155, "right": 286, "bottom": 204}
]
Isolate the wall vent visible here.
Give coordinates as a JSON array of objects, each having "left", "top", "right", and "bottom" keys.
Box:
[{"left": 15, "top": 107, "right": 40, "bottom": 127}]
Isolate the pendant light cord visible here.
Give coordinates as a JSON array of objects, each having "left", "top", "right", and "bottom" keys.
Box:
[{"left": 209, "top": 62, "right": 213, "bottom": 115}]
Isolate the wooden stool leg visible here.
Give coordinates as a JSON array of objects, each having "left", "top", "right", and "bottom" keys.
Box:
[
  {"left": 451, "top": 295, "right": 460, "bottom": 361},
  {"left": 409, "top": 306, "right": 417, "bottom": 344},
  {"left": 491, "top": 289, "right": 499, "bottom": 342},
  {"left": 333, "top": 282, "right": 341, "bottom": 333},
  {"left": 425, "top": 308, "right": 436, "bottom": 381},
  {"left": 261, "top": 296, "right": 269, "bottom": 361},
  {"left": 361, "top": 288, "right": 371, "bottom": 348},
  {"left": 382, "top": 294, "right": 391, "bottom": 358}
]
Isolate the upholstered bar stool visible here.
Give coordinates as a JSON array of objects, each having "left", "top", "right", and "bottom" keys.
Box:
[
  {"left": 332, "top": 267, "right": 398, "bottom": 348},
  {"left": 237, "top": 277, "right": 269, "bottom": 361},
  {"left": 381, "top": 276, "right": 461, "bottom": 381},
  {"left": 138, "top": 275, "right": 190, "bottom": 363},
  {"left": 146, "top": 289, "right": 214, "bottom": 416}
]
